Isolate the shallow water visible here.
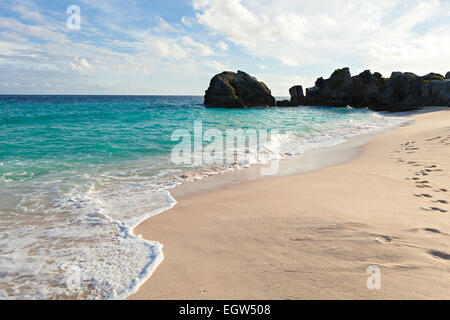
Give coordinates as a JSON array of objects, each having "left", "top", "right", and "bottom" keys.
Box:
[{"left": 0, "top": 95, "right": 409, "bottom": 299}]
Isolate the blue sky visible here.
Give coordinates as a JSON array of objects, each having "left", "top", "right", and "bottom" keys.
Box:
[{"left": 0, "top": 0, "right": 449, "bottom": 95}]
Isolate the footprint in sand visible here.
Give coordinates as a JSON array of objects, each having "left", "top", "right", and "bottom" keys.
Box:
[
  {"left": 408, "top": 227, "right": 445, "bottom": 235},
  {"left": 414, "top": 193, "right": 433, "bottom": 198},
  {"left": 429, "top": 250, "right": 450, "bottom": 260},
  {"left": 419, "top": 207, "right": 448, "bottom": 213},
  {"left": 425, "top": 136, "right": 442, "bottom": 142},
  {"left": 430, "top": 207, "right": 448, "bottom": 213},
  {"left": 370, "top": 233, "right": 396, "bottom": 243},
  {"left": 432, "top": 200, "right": 448, "bottom": 204},
  {"left": 423, "top": 228, "right": 441, "bottom": 234},
  {"left": 416, "top": 185, "right": 432, "bottom": 189}
]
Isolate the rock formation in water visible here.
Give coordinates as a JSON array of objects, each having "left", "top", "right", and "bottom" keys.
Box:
[
  {"left": 289, "top": 85, "right": 304, "bottom": 104},
  {"left": 204, "top": 71, "right": 275, "bottom": 108},
  {"left": 298, "top": 68, "right": 450, "bottom": 111},
  {"left": 275, "top": 85, "right": 304, "bottom": 107},
  {"left": 204, "top": 69, "right": 449, "bottom": 111}
]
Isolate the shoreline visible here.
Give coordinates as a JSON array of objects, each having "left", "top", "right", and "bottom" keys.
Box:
[
  {"left": 122, "top": 111, "right": 396, "bottom": 299},
  {"left": 129, "top": 108, "right": 450, "bottom": 299},
  {"left": 170, "top": 108, "right": 423, "bottom": 200},
  {"left": 168, "top": 107, "right": 447, "bottom": 202},
  {"left": 171, "top": 122, "right": 402, "bottom": 201}
]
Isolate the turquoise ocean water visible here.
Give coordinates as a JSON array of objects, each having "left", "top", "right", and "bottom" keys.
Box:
[{"left": 0, "top": 95, "right": 409, "bottom": 299}]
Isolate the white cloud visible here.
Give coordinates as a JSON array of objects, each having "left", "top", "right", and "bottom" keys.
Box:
[
  {"left": 0, "top": 17, "right": 69, "bottom": 44},
  {"left": 69, "top": 57, "right": 93, "bottom": 71},
  {"left": 203, "top": 60, "right": 230, "bottom": 71},
  {"left": 193, "top": 0, "right": 450, "bottom": 76},
  {"left": 216, "top": 40, "right": 228, "bottom": 51},
  {"left": 11, "top": 5, "right": 46, "bottom": 23},
  {"left": 148, "top": 39, "right": 188, "bottom": 59},
  {"left": 181, "top": 16, "right": 194, "bottom": 27},
  {"left": 181, "top": 36, "right": 215, "bottom": 56},
  {"left": 0, "top": 40, "right": 32, "bottom": 55},
  {"left": 193, "top": 0, "right": 307, "bottom": 48},
  {"left": 154, "top": 16, "right": 178, "bottom": 33},
  {"left": 280, "top": 55, "right": 299, "bottom": 67},
  {"left": 1, "top": 31, "right": 28, "bottom": 43},
  {"left": 4, "top": 0, "right": 47, "bottom": 24}
]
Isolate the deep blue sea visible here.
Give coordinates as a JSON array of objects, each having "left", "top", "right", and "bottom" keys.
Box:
[{"left": 0, "top": 95, "right": 409, "bottom": 299}]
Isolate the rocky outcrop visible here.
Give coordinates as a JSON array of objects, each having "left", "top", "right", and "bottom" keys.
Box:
[
  {"left": 275, "top": 99, "right": 296, "bottom": 107},
  {"left": 289, "top": 86, "right": 304, "bottom": 104},
  {"left": 294, "top": 68, "right": 450, "bottom": 111},
  {"left": 204, "top": 71, "right": 275, "bottom": 108},
  {"left": 275, "top": 85, "right": 304, "bottom": 107},
  {"left": 421, "top": 79, "right": 450, "bottom": 107},
  {"left": 303, "top": 68, "right": 388, "bottom": 108},
  {"left": 204, "top": 68, "right": 449, "bottom": 111}
]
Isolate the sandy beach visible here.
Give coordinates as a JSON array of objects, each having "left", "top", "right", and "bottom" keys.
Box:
[{"left": 130, "top": 109, "right": 450, "bottom": 300}]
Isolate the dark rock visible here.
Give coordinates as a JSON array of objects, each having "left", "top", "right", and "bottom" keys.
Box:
[
  {"left": 300, "top": 67, "right": 450, "bottom": 111},
  {"left": 381, "top": 72, "right": 422, "bottom": 106},
  {"left": 421, "top": 80, "right": 450, "bottom": 107},
  {"left": 289, "top": 85, "right": 304, "bottom": 104},
  {"left": 315, "top": 77, "right": 325, "bottom": 88},
  {"left": 349, "top": 70, "right": 387, "bottom": 107},
  {"left": 302, "top": 67, "right": 354, "bottom": 107},
  {"left": 368, "top": 105, "right": 422, "bottom": 112},
  {"left": 276, "top": 100, "right": 297, "bottom": 107},
  {"left": 445, "top": 72, "right": 450, "bottom": 80},
  {"left": 204, "top": 71, "right": 275, "bottom": 108}
]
